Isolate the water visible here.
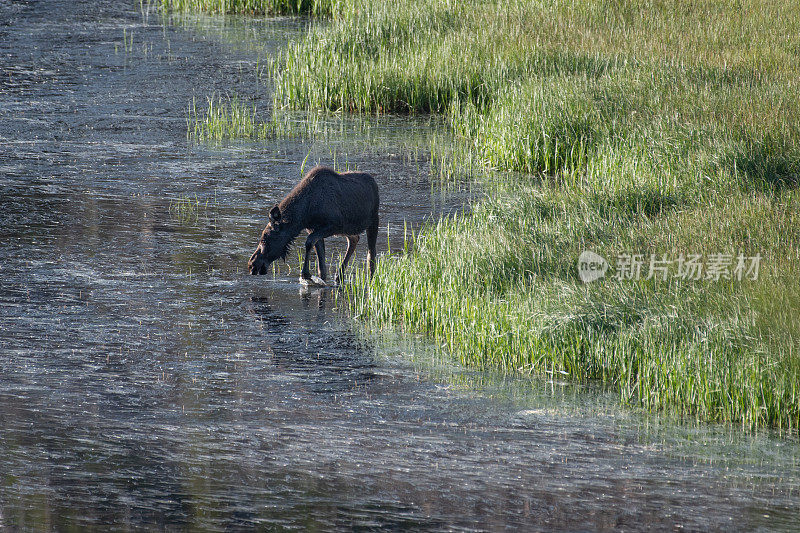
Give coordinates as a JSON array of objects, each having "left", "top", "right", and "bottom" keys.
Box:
[{"left": 1, "top": 1, "right": 799, "bottom": 531}]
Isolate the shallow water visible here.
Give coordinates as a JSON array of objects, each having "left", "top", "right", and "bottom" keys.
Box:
[{"left": 1, "top": 1, "right": 799, "bottom": 531}]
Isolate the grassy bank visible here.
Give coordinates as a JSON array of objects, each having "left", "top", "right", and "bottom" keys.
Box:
[{"left": 200, "top": 0, "right": 800, "bottom": 429}]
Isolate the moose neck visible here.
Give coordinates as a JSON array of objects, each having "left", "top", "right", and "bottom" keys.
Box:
[
  {"left": 273, "top": 187, "right": 315, "bottom": 258},
  {"left": 278, "top": 195, "right": 309, "bottom": 236},
  {"left": 270, "top": 206, "right": 305, "bottom": 261}
]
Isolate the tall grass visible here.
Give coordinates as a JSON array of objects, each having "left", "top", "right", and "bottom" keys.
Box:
[
  {"left": 180, "top": 0, "right": 800, "bottom": 429},
  {"left": 274, "top": 0, "right": 800, "bottom": 114}
]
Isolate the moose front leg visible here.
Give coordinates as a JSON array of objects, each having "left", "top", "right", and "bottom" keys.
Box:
[{"left": 301, "top": 227, "right": 334, "bottom": 281}]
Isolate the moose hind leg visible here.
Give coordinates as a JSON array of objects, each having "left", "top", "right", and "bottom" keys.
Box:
[
  {"left": 314, "top": 239, "right": 328, "bottom": 281},
  {"left": 334, "top": 235, "right": 360, "bottom": 284},
  {"left": 366, "top": 219, "right": 378, "bottom": 277}
]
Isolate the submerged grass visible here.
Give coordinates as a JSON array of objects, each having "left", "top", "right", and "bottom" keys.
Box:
[
  {"left": 188, "top": 94, "right": 272, "bottom": 141},
  {"left": 160, "top": 0, "right": 334, "bottom": 16},
  {"left": 186, "top": 0, "right": 800, "bottom": 429},
  {"left": 169, "top": 192, "right": 218, "bottom": 225}
]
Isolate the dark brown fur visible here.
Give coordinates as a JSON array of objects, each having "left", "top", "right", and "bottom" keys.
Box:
[{"left": 248, "top": 166, "right": 379, "bottom": 283}]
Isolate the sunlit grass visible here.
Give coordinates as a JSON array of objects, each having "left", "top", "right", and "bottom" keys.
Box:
[{"left": 344, "top": 185, "right": 800, "bottom": 430}]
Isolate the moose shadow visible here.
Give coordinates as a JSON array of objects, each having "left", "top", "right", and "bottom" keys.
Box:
[{"left": 246, "top": 292, "right": 378, "bottom": 394}]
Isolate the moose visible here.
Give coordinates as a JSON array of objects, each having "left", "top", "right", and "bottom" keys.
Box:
[{"left": 248, "top": 166, "right": 379, "bottom": 285}]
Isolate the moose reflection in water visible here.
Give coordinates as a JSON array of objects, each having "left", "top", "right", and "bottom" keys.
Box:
[{"left": 248, "top": 166, "right": 380, "bottom": 285}]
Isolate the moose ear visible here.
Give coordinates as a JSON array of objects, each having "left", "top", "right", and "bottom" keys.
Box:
[{"left": 269, "top": 205, "right": 281, "bottom": 224}]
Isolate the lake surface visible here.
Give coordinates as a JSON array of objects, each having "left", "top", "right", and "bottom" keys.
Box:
[{"left": 1, "top": 1, "right": 799, "bottom": 530}]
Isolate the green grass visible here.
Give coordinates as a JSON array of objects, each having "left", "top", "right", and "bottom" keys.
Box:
[
  {"left": 182, "top": 0, "right": 800, "bottom": 429},
  {"left": 345, "top": 185, "right": 800, "bottom": 429}
]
